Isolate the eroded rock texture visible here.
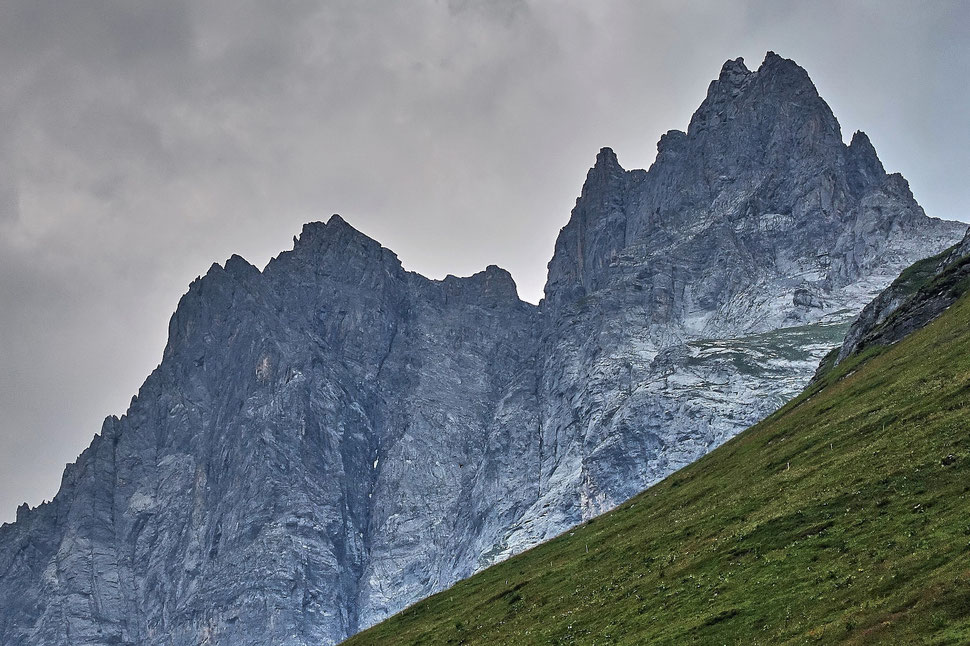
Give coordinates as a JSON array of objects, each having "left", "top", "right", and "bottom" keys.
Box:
[
  {"left": 832, "top": 227, "right": 970, "bottom": 366},
  {"left": 1, "top": 52, "right": 964, "bottom": 645}
]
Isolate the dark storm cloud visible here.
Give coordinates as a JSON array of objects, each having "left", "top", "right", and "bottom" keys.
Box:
[{"left": 1, "top": 0, "right": 968, "bottom": 522}]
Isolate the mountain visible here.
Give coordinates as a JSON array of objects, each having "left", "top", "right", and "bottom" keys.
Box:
[
  {"left": 499, "top": 51, "right": 964, "bottom": 557},
  {"left": 0, "top": 52, "right": 964, "bottom": 645},
  {"left": 346, "top": 251, "right": 970, "bottom": 646}
]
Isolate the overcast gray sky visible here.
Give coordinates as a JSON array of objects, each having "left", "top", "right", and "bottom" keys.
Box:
[{"left": 1, "top": 0, "right": 968, "bottom": 523}]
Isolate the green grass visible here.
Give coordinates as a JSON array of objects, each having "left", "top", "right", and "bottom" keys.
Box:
[
  {"left": 345, "top": 290, "right": 970, "bottom": 645},
  {"left": 890, "top": 244, "right": 956, "bottom": 298}
]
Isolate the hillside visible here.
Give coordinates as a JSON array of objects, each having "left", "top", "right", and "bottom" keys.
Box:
[{"left": 347, "top": 279, "right": 970, "bottom": 644}]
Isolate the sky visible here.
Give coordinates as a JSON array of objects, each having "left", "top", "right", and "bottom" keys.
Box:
[{"left": 1, "top": 0, "right": 969, "bottom": 523}]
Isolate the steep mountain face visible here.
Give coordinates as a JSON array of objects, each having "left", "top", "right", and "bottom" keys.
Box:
[
  {"left": 347, "top": 246, "right": 970, "bottom": 646},
  {"left": 508, "top": 52, "right": 965, "bottom": 555},
  {"left": 0, "top": 220, "right": 539, "bottom": 645},
  {"left": 0, "top": 52, "right": 964, "bottom": 645}
]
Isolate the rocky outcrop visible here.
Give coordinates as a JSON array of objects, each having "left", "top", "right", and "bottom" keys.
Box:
[
  {"left": 831, "top": 227, "right": 970, "bottom": 366},
  {"left": 0, "top": 52, "right": 964, "bottom": 645}
]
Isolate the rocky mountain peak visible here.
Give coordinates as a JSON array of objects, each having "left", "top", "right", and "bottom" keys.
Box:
[
  {"left": 14, "top": 503, "right": 29, "bottom": 524},
  {"left": 655, "top": 129, "right": 688, "bottom": 156},
  {"left": 717, "top": 56, "right": 750, "bottom": 85},
  {"left": 754, "top": 51, "right": 821, "bottom": 100},
  {"left": 1, "top": 53, "right": 964, "bottom": 646},
  {"left": 477, "top": 264, "right": 521, "bottom": 301},
  {"left": 849, "top": 129, "right": 875, "bottom": 151},
  {"left": 439, "top": 264, "right": 524, "bottom": 307},
  {"left": 593, "top": 146, "right": 621, "bottom": 170},
  {"left": 883, "top": 172, "right": 916, "bottom": 200},
  {"left": 689, "top": 51, "right": 833, "bottom": 139},
  {"left": 550, "top": 52, "right": 858, "bottom": 314},
  {"left": 846, "top": 129, "right": 887, "bottom": 196},
  {"left": 294, "top": 213, "right": 369, "bottom": 250},
  {"left": 543, "top": 147, "right": 631, "bottom": 306},
  {"left": 580, "top": 147, "right": 627, "bottom": 197},
  {"left": 224, "top": 254, "right": 259, "bottom": 278},
  {"left": 759, "top": 50, "right": 810, "bottom": 80},
  {"left": 280, "top": 213, "right": 404, "bottom": 285}
]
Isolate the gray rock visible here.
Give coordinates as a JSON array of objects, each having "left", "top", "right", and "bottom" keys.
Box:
[
  {"left": 0, "top": 52, "right": 964, "bottom": 645},
  {"left": 830, "top": 226, "right": 970, "bottom": 366}
]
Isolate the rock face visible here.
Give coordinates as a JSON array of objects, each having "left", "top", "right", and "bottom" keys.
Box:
[
  {"left": 0, "top": 52, "right": 964, "bottom": 645},
  {"left": 831, "top": 227, "right": 970, "bottom": 366}
]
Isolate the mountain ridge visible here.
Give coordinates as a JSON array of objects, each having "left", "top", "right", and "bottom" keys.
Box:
[
  {"left": 1, "top": 52, "right": 965, "bottom": 645},
  {"left": 346, "top": 243, "right": 970, "bottom": 646}
]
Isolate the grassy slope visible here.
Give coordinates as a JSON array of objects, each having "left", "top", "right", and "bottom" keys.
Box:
[
  {"left": 346, "top": 292, "right": 970, "bottom": 645},
  {"left": 890, "top": 244, "right": 957, "bottom": 298}
]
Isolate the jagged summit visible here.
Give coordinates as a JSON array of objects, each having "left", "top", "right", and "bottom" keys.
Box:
[
  {"left": 0, "top": 53, "right": 963, "bottom": 646},
  {"left": 294, "top": 213, "right": 377, "bottom": 249},
  {"left": 850, "top": 128, "right": 875, "bottom": 148},
  {"left": 547, "top": 49, "right": 960, "bottom": 322},
  {"left": 223, "top": 254, "right": 258, "bottom": 277},
  {"left": 592, "top": 146, "right": 621, "bottom": 168},
  {"left": 712, "top": 49, "right": 802, "bottom": 80},
  {"left": 439, "top": 264, "right": 523, "bottom": 306},
  {"left": 717, "top": 55, "right": 749, "bottom": 78},
  {"left": 689, "top": 50, "right": 831, "bottom": 137},
  {"left": 846, "top": 129, "right": 887, "bottom": 196},
  {"left": 291, "top": 215, "right": 524, "bottom": 305}
]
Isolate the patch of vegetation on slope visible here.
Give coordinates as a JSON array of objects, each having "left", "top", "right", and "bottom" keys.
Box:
[
  {"left": 345, "top": 292, "right": 970, "bottom": 645},
  {"left": 891, "top": 244, "right": 958, "bottom": 298}
]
